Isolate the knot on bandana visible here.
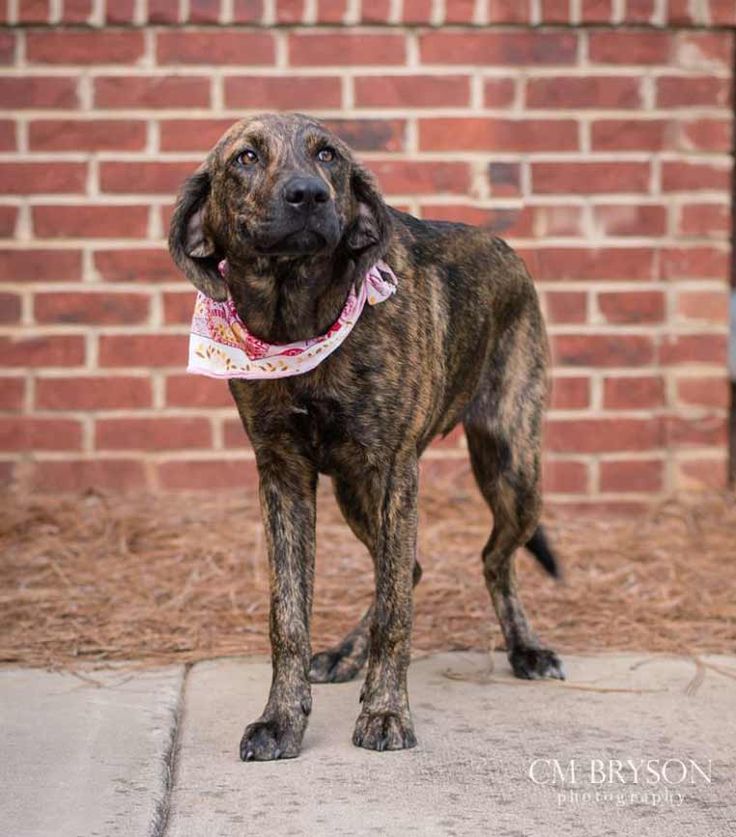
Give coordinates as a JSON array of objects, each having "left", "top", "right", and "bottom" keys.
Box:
[{"left": 187, "top": 261, "right": 397, "bottom": 380}]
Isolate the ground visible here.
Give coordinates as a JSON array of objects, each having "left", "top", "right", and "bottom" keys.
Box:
[{"left": 1, "top": 478, "right": 735, "bottom": 668}]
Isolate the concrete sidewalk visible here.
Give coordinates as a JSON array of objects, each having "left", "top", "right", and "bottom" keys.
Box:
[{"left": 1, "top": 653, "right": 734, "bottom": 837}]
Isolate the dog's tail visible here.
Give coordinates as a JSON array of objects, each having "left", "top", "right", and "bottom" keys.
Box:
[{"left": 525, "top": 525, "right": 561, "bottom": 579}]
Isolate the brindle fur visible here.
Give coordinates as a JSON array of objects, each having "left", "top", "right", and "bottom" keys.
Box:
[{"left": 169, "top": 113, "right": 564, "bottom": 761}]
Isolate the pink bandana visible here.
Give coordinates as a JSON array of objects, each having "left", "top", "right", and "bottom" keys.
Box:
[{"left": 187, "top": 260, "right": 397, "bottom": 380}]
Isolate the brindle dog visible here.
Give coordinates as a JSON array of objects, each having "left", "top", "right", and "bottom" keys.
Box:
[{"left": 169, "top": 113, "right": 564, "bottom": 761}]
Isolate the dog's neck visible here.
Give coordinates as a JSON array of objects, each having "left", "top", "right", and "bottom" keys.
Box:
[{"left": 224, "top": 252, "right": 357, "bottom": 344}]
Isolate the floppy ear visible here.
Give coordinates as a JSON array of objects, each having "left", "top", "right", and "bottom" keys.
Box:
[
  {"left": 168, "top": 165, "right": 228, "bottom": 301},
  {"left": 344, "top": 164, "right": 392, "bottom": 270}
]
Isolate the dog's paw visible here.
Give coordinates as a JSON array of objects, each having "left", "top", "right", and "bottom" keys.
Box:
[
  {"left": 352, "top": 711, "right": 417, "bottom": 752},
  {"left": 239, "top": 718, "right": 302, "bottom": 762},
  {"left": 509, "top": 646, "right": 565, "bottom": 681},
  {"left": 309, "top": 649, "right": 364, "bottom": 684}
]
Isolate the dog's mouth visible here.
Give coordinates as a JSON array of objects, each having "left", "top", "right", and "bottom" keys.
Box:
[{"left": 252, "top": 228, "right": 329, "bottom": 257}]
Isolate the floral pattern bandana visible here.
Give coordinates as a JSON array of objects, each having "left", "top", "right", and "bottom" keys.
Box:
[{"left": 188, "top": 260, "right": 397, "bottom": 380}]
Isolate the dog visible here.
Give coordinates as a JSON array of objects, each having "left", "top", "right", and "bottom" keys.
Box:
[{"left": 169, "top": 113, "right": 564, "bottom": 761}]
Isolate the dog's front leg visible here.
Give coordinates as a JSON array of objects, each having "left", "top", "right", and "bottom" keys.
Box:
[
  {"left": 353, "top": 455, "right": 418, "bottom": 752},
  {"left": 240, "top": 449, "right": 316, "bottom": 762}
]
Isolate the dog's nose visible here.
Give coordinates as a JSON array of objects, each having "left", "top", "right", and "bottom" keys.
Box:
[{"left": 283, "top": 176, "right": 330, "bottom": 208}]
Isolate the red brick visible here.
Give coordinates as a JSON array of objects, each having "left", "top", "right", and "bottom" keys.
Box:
[
  {"left": 95, "top": 75, "right": 211, "bottom": 109},
  {"left": 311, "top": 120, "right": 402, "bottom": 153},
  {"left": 94, "top": 249, "right": 179, "bottom": 283},
  {"left": 600, "top": 460, "right": 663, "bottom": 492},
  {"left": 36, "top": 376, "right": 152, "bottom": 410},
  {"left": 0, "top": 249, "right": 82, "bottom": 282},
  {"left": 62, "top": 0, "right": 93, "bottom": 22},
  {"left": 34, "top": 292, "right": 150, "bottom": 325},
  {"left": 0, "top": 336, "right": 85, "bottom": 367},
  {"left": 540, "top": 0, "right": 569, "bottom": 23},
  {"left": 598, "top": 291, "right": 665, "bottom": 324},
  {"left": 662, "top": 161, "right": 732, "bottom": 193},
  {"left": 273, "top": 0, "right": 303, "bottom": 21},
  {"left": 486, "top": 0, "right": 530, "bottom": 22},
  {"left": 148, "top": 0, "right": 180, "bottom": 22},
  {"left": 18, "top": 0, "right": 50, "bottom": 22},
  {"left": 158, "top": 119, "right": 234, "bottom": 151},
  {"left": 402, "top": 0, "right": 432, "bottom": 22},
  {"left": 0, "top": 417, "right": 81, "bottom": 451},
  {"left": 553, "top": 335, "right": 655, "bottom": 367},
  {"left": 105, "top": 0, "right": 134, "bottom": 22},
  {"left": 550, "top": 376, "right": 591, "bottom": 409},
  {"left": 0, "top": 378, "right": 24, "bottom": 411},
  {"left": 0, "top": 77, "right": 78, "bottom": 109},
  {"left": 226, "top": 75, "right": 341, "bottom": 109},
  {"left": 355, "top": 75, "right": 471, "bottom": 108},
  {"left": 157, "top": 31, "right": 275, "bottom": 65},
  {"left": 0, "top": 292, "right": 20, "bottom": 323},
  {"left": 165, "top": 374, "right": 232, "bottom": 407},
  {"left": 488, "top": 162, "right": 521, "bottom": 197},
  {"left": 0, "top": 120, "right": 15, "bottom": 151},
  {"left": 676, "top": 290, "right": 729, "bottom": 325},
  {"left": 224, "top": 418, "right": 252, "bottom": 448},
  {"left": 370, "top": 161, "right": 470, "bottom": 195},
  {"left": 318, "top": 0, "right": 349, "bottom": 23},
  {"left": 581, "top": 0, "right": 613, "bottom": 21},
  {"left": 0, "top": 206, "right": 17, "bottom": 237},
  {"left": 603, "top": 376, "right": 665, "bottom": 409},
  {"left": 625, "top": 0, "right": 655, "bottom": 22},
  {"left": 419, "top": 31, "right": 577, "bottom": 65},
  {"left": 593, "top": 205, "right": 666, "bottom": 237},
  {"left": 33, "top": 205, "right": 149, "bottom": 239},
  {"left": 680, "top": 118, "right": 732, "bottom": 153},
  {"left": 544, "top": 291, "right": 588, "bottom": 324},
  {"left": 29, "top": 119, "right": 146, "bottom": 152},
  {"left": 0, "top": 162, "right": 86, "bottom": 194},
  {"left": 666, "top": 415, "right": 727, "bottom": 447},
  {"left": 27, "top": 31, "right": 144, "bottom": 64},
  {"left": 99, "top": 334, "right": 187, "bottom": 367},
  {"left": 531, "top": 162, "right": 650, "bottom": 194},
  {"left": 591, "top": 119, "right": 674, "bottom": 151},
  {"left": 659, "top": 335, "right": 727, "bottom": 365},
  {"left": 289, "top": 33, "right": 405, "bottom": 66},
  {"left": 680, "top": 180, "right": 732, "bottom": 213},
  {"left": 419, "top": 205, "right": 533, "bottom": 237},
  {"left": 589, "top": 31, "right": 671, "bottom": 64},
  {"left": 526, "top": 76, "right": 641, "bottom": 109},
  {"left": 95, "top": 417, "right": 212, "bottom": 450},
  {"left": 100, "top": 162, "right": 195, "bottom": 195},
  {"left": 676, "top": 457, "right": 727, "bottom": 491},
  {"left": 656, "top": 76, "right": 732, "bottom": 108},
  {"left": 189, "top": 0, "right": 221, "bottom": 21},
  {"left": 233, "top": 0, "right": 263, "bottom": 21},
  {"left": 483, "top": 78, "right": 517, "bottom": 107},
  {"left": 31, "top": 459, "right": 147, "bottom": 492},
  {"left": 522, "top": 247, "right": 655, "bottom": 281},
  {"left": 545, "top": 418, "right": 663, "bottom": 452},
  {"left": 675, "top": 32, "right": 733, "bottom": 72},
  {"left": 419, "top": 119, "right": 578, "bottom": 152},
  {"left": 710, "top": 0, "right": 736, "bottom": 24},
  {"left": 0, "top": 32, "right": 14, "bottom": 63},
  {"left": 444, "top": 0, "right": 475, "bottom": 23},
  {"left": 676, "top": 376, "right": 729, "bottom": 409},
  {"left": 659, "top": 247, "right": 729, "bottom": 280},
  {"left": 158, "top": 458, "right": 258, "bottom": 490},
  {"left": 163, "top": 291, "right": 196, "bottom": 324}
]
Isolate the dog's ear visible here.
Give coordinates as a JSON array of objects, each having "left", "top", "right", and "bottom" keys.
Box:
[
  {"left": 345, "top": 163, "right": 392, "bottom": 267},
  {"left": 168, "top": 165, "right": 228, "bottom": 301}
]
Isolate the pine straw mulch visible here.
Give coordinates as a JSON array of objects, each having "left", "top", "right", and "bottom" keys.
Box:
[{"left": 1, "top": 480, "right": 735, "bottom": 670}]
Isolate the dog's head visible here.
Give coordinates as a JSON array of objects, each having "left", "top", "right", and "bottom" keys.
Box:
[{"left": 169, "top": 113, "right": 392, "bottom": 300}]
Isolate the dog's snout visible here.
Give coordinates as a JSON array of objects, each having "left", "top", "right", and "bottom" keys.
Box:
[{"left": 283, "top": 176, "right": 330, "bottom": 208}]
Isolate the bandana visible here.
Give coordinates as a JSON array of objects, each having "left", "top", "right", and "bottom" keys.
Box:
[{"left": 187, "top": 260, "right": 397, "bottom": 380}]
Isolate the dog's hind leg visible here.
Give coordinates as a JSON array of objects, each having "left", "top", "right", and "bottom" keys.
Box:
[
  {"left": 309, "top": 474, "right": 422, "bottom": 685},
  {"left": 463, "top": 336, "right": 564, "bottom": 680}
]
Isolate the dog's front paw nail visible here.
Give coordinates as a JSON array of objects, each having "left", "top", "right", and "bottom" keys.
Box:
[
  {"left": 352, "top": 711, "right": 416, "bottom": 752},
  {"left": 510, "top": 646, "right": 565, "bottom": 681},
  {"left": 309, "top": 649, "right": 364, "bottom": 684},
  {"left": 239, "top": 718, "right": 301, "bottom": 762}
]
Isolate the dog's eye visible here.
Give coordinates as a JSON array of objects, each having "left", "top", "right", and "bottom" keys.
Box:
[
  {"left": 317, "top": 147, "right": 336, "bottom": 164},
  {"left": 238, "top": 149, "right": 259, "bottom": 167}
]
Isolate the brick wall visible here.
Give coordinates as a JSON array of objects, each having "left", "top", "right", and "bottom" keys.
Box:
[{"left": 0, "top": 1, "right": 733, "bottom": 508}]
